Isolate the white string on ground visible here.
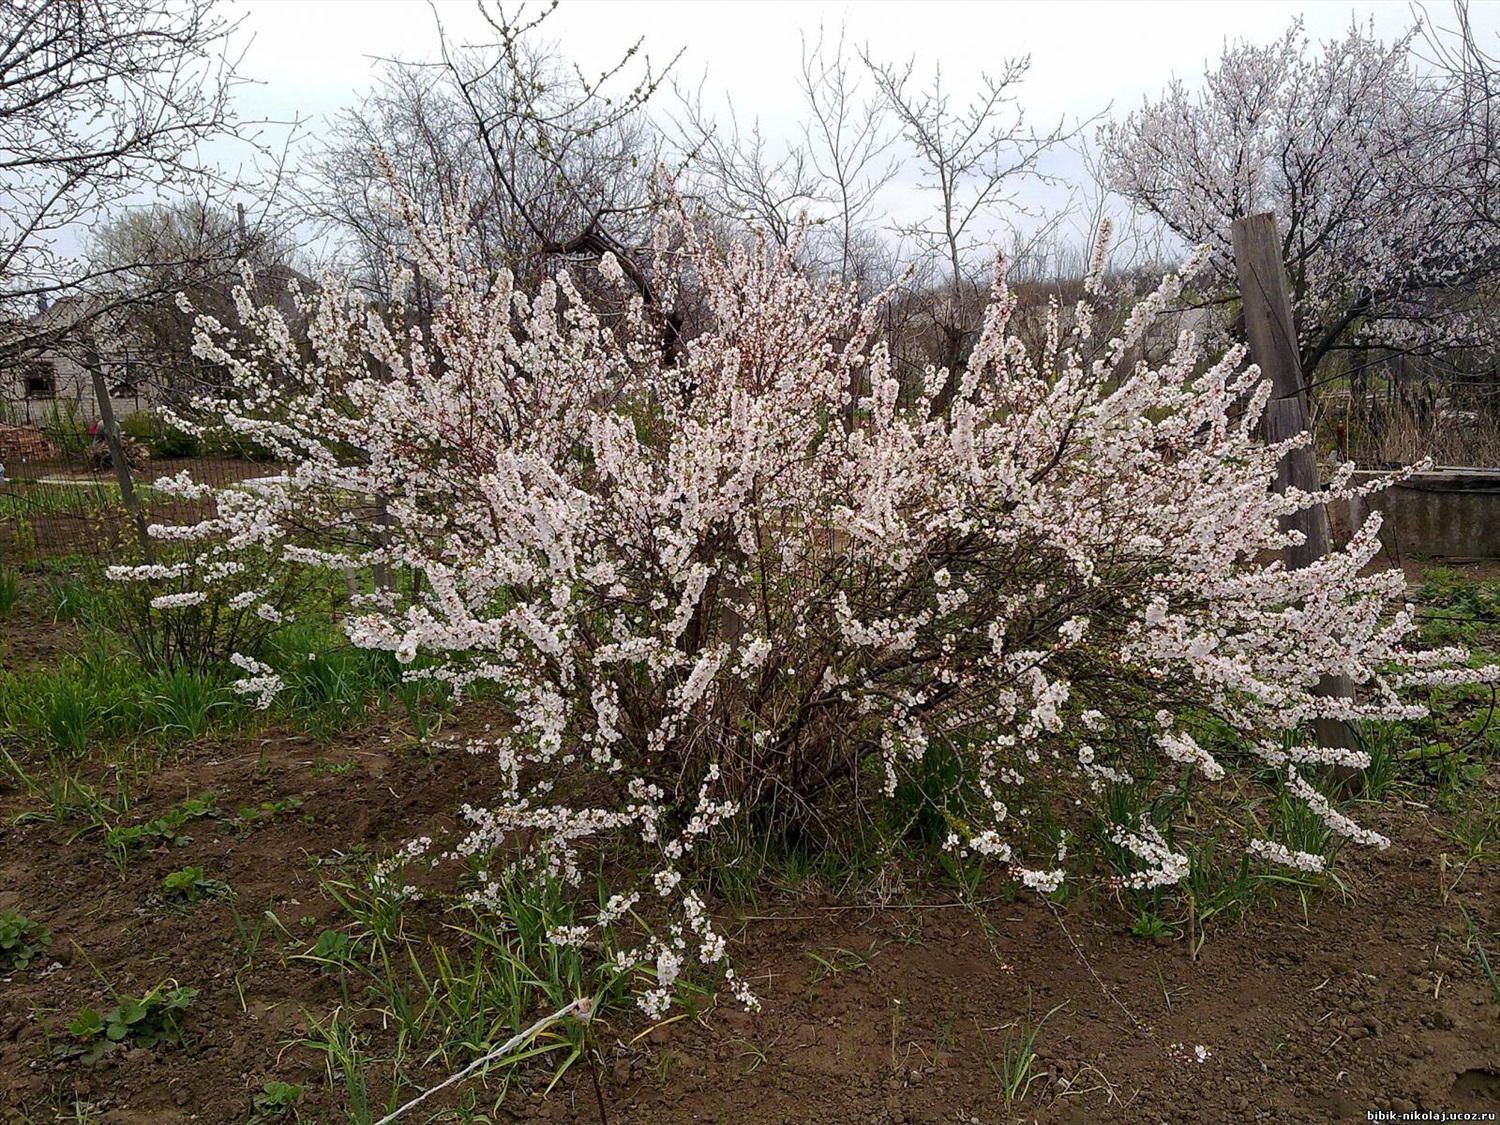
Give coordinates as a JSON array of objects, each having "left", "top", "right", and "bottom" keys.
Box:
[{"left": 370, "top": 996, "right": 590, "bottom": 1125}]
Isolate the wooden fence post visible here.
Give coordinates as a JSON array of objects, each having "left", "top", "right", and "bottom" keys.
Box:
[
  {"left": 1230, "top": 212, "right": 1355, "bottom": 762},
  {"left": 1230, "top": 212, "right": 1330, "bottom": 570},
  {"left": 87, "top": 340, "right": 156, "bottom": 565}
]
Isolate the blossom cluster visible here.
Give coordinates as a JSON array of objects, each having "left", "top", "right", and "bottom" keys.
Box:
[{"left": 154, "top": 182, "right": 1491, "bottom": 1013}]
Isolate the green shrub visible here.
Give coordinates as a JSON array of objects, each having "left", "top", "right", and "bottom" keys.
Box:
[
  {"left": 119, "top": 411, "right": 202, "bottom": 459},
  {"left": 39, "top": 400, "right": 88, "bottom": 455}
]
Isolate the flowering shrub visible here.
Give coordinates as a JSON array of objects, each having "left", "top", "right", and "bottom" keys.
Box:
[
  {"left": 118, "top": 188, "right": 1494, "bottom": 1015},
  {"left": 101, "top": 508, "right": 312, "bottom": 678}
]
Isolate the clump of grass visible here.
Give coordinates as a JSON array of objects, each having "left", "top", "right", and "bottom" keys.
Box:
[
  {"left": 976, "top": 997, "right": 1066, "bottom": 1111},
  {"left": 0, "top": 566, "right": 20, "bottom": 617},
  {"left": 46, "top": 573, "right": 110, "bottom": 627},
  {"left": 267, "top": 624, "right": 401, "bottom": 738},
  {"left": 290, "top": 847, "right": 637, "bottom": 1117},
  {"left": 141, "top": 665, "right": 234, "bottom": 745}
]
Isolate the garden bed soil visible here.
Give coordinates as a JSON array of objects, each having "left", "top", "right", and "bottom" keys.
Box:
[
  {"left": 0, "top": 718, "right": 1496, "bottom": 1125},
  {"left": 1, "top": 563, "right": 1498, "bottom": 1124}
]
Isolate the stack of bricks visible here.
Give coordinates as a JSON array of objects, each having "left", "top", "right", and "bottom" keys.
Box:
[{"left": 0, "top": 422, "right": 57, "bottom": 462}]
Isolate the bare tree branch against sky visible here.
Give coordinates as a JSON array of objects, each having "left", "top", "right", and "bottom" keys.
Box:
[{"left": 226, "top": 0, "right": 1494, "bottom": 254}]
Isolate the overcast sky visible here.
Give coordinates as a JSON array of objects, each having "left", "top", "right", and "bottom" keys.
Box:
[
  {"left": 238, "top": 0, "right": 1463, "bottom": 124},
  {"left": 224, "top": 0, "right": 1496, "bottom": 263}
]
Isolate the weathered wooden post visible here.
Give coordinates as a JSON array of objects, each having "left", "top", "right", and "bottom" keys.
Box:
[
  {"left": 1230, "top": 212, "right": 1355, "bottom": 761},
  {"left": 86, "top": 340, "right": 157, "bottom": 565},
  {"left": 1230, "top": 212, "right": 1330, "bottom": 570}
]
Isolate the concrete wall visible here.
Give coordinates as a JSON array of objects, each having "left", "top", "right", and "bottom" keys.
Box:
[{"left": 1351, "top": 469, "right": 1500, "bottom": 560}]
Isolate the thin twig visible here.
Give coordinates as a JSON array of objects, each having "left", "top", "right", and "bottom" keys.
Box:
[{"left": 371, "top": 997, "right": 587, "bottom": 1125}]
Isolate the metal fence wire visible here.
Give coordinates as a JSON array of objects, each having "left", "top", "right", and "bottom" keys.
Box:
[{"left": 0, "top": 395, "right": 274, "bottom": 567}]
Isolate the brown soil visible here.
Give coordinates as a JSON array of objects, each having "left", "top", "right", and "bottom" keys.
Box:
[
  {"left": 1, "top": 713, "right": 1496, "bottom": 1125},
  {"left": 1, "top": 567, "right": 1498, "bottom": 1125}
]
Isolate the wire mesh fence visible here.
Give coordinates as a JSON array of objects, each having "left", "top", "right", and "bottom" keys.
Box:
[{"left": 0, "top": 403, "right": 277, "bottom": 567}]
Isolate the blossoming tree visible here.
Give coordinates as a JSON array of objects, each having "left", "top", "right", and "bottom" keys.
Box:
[
  {"left": 119, "top": 184, "right": 1492, "bottom": 1015},
  {"left": 1102, "top": 16, "right": 1500, "bottom": 384}
]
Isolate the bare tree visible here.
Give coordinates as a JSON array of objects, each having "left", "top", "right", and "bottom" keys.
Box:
[
  {"left": 0, "top": 0, "right": 251, "bottom": 359},
  {"left": 863, "top": 50, "right": 1073, "bottom": 409},
  {"left": 669, "top": 76, "right": 824, "bottom": 253},
  {"left": 1414, "top": 1, "right": 1498, "bottom": 226},
  {"left": 301, "top": 2, "right": 676, "bottom": 354},
  {"left": 87, "top": 201, "right": 306, "bottom": 408},
  {"left": 671, "top": 25, "right": 897, "bottom": 286}
]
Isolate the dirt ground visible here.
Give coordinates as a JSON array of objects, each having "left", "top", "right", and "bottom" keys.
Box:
[{"left": 1, "top": 575, "right": 1499, "bottom": 1124}]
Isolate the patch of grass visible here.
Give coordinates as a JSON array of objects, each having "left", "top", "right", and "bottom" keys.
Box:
[
  {"left": 288, "top": 846, "right": 637, "bottom": 1120},
  {"left": 7, "top": 765, "right": 129, "bottom": 830},
  {"left": 141, "top": 666, "right": 235, "bottom": 745},
  {"left": 1440, "top": 797, "right": 1500, "bottom": 866},
  {"left": 311, "top": 756, "right": 358, "bottom": 778},
  {"left": 976, "top": 996, "right": 1065, "bottom": 1112},
  {"left": 46, "top": 574, "right": 111, "bottom": 628},
  {"left": 1353, "top": 722, "right": 1401, "bottom": 801},
  {"left": 267, "top": 625, "right": 401, "bottom": 738},
  {"left": 1, "top": 642, "right": 247, "bottom": 776},
  {"left": 227, "top": 905, "right": 290, "bottom": 976},
  {"left": 41, "top": 673, "right": 108, "bottom": 756},
  {"left": 1416, "top": 568, "right": 1500, "bottom": 645},
  {"left": 294, "top": 1006, "right": 373, "bottom": 1121},
  {"left": 0, "top": 566, "right": 20, "bottom": 617}
]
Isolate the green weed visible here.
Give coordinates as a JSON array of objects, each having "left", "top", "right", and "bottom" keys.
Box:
[
  {"left": 233, "top": 796, "right": 304, "bottom": 834},
  {"left": 162, "top": 866, "right": 232, "bottom": 904},
  {"left": 294, "top": 1007, "right": 373, "bottom": 1121},
  {"left": 227, "top": 906, "right": 289, "bottom": 974},
  {"left": 0, "top": 566, "right": 20, "bottom": 617},
  {"left": 61, "top": 982, "right": 197, "bottom": 1065},
  {"left": 249, "top": 1080, "right": 304, "bottom": 1122},
  {"left": 1130, "top": 909, "right": 1175, "bottom": 941},
  {"left": 100, "top": 792, "right": 220, "bottom": 873},
  {"left": 976, "top": 997, "right": 1065, "bottom": 1111},
  {"left": 805, "top": 941, "right": 883, "bottom": 983},
  {"left": 0, "top": 909, "right": 53, "bottom": 969},
  {"left": 1458, "top": 906, "right": 1500, "bottom": 1002}
]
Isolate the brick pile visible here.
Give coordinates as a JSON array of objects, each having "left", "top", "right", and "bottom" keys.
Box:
[{"left": 0, "top": 422, "right": 57, "bottom": 462}]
